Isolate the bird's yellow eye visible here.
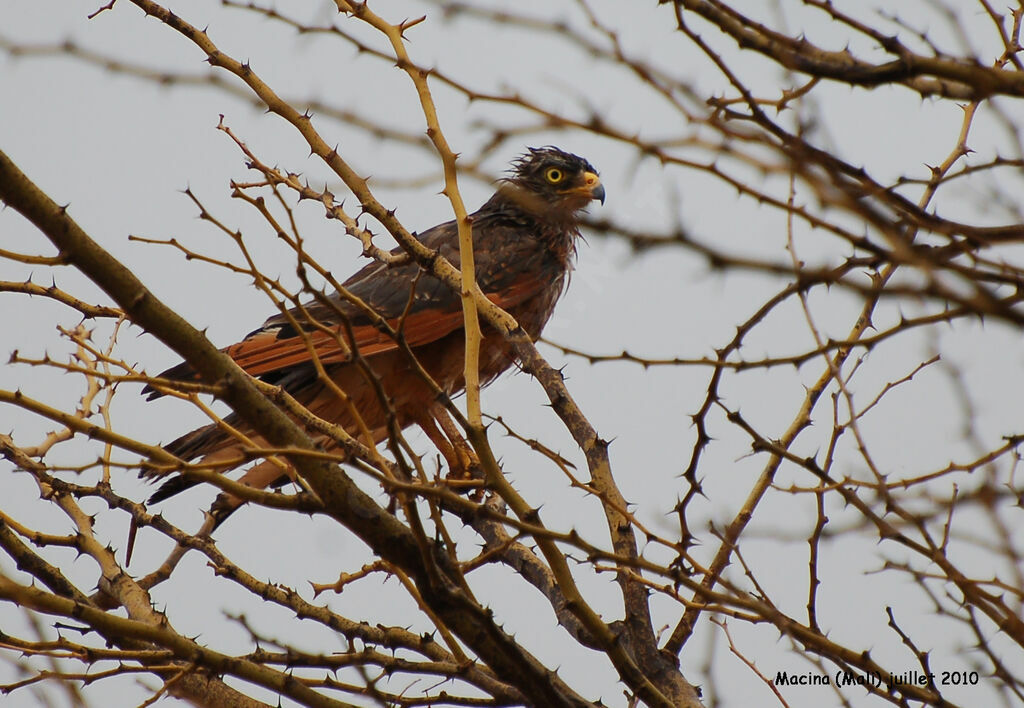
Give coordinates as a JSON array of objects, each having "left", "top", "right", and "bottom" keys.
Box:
[{"left": 545, "top": 167, "right": 563, "bottom": 183}]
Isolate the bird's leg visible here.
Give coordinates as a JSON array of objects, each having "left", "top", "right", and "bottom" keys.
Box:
[
  {"left": 430, "top": 404, "right": 483, "bottom": 489},
  {"left": 415, "top": 413, "right": 459, "bottom": 472},
  {"left": 416, "top": 405, "right": 481, "bottom": 488}
]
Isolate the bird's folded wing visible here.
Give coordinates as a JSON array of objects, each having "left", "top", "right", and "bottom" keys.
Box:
[
  {"left": 224, "top": 308, "right": 464, "bottom": 376},
  {"left": 175, "top": 273, "right": 545, "bottom": 381}
]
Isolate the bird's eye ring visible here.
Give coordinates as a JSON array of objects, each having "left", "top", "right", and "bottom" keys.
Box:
[{"left": 545, "top": 167, "right": 563, "bottom": 183}]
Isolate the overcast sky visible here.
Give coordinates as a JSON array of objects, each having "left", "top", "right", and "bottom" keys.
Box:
[{"left": 3, "top": 2, "right": 1024, "bottom": 707}]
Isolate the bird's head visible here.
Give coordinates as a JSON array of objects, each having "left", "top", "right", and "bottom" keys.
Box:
[{"left": 500, "top": 146, "right": 605, "bottom": 219}]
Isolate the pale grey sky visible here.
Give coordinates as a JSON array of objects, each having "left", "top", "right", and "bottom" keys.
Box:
[{"left": 2, "top": 2, "right": 1023, "bottom": 707}]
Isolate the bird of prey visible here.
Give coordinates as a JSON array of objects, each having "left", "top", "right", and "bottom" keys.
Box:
[{"left": 141, "top": 146, "right": 604, "bottom": 517}]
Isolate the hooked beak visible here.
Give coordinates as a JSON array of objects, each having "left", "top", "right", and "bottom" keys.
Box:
[{"left": 582, "top": 171, "right": 605, "bottom": 204}]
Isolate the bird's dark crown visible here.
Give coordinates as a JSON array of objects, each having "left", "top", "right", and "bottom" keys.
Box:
[
  {"left": 510, "top": 146, "right": 598, "bottom": 184},
  {"left": 512, "top": 146, "right": 598, "bottom": 191},
  {"left": 496, "top": 146, "right": 602, "bottom": 220}
]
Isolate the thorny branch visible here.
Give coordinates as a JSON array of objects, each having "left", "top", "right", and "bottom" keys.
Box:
[{"left": 2, "top": 2, "right": 1024, "bottom": 707}]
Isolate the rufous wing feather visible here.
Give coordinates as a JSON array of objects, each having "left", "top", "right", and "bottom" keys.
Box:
[{"left": 221, "top": 282, "right": 547, "bottom": 378}]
